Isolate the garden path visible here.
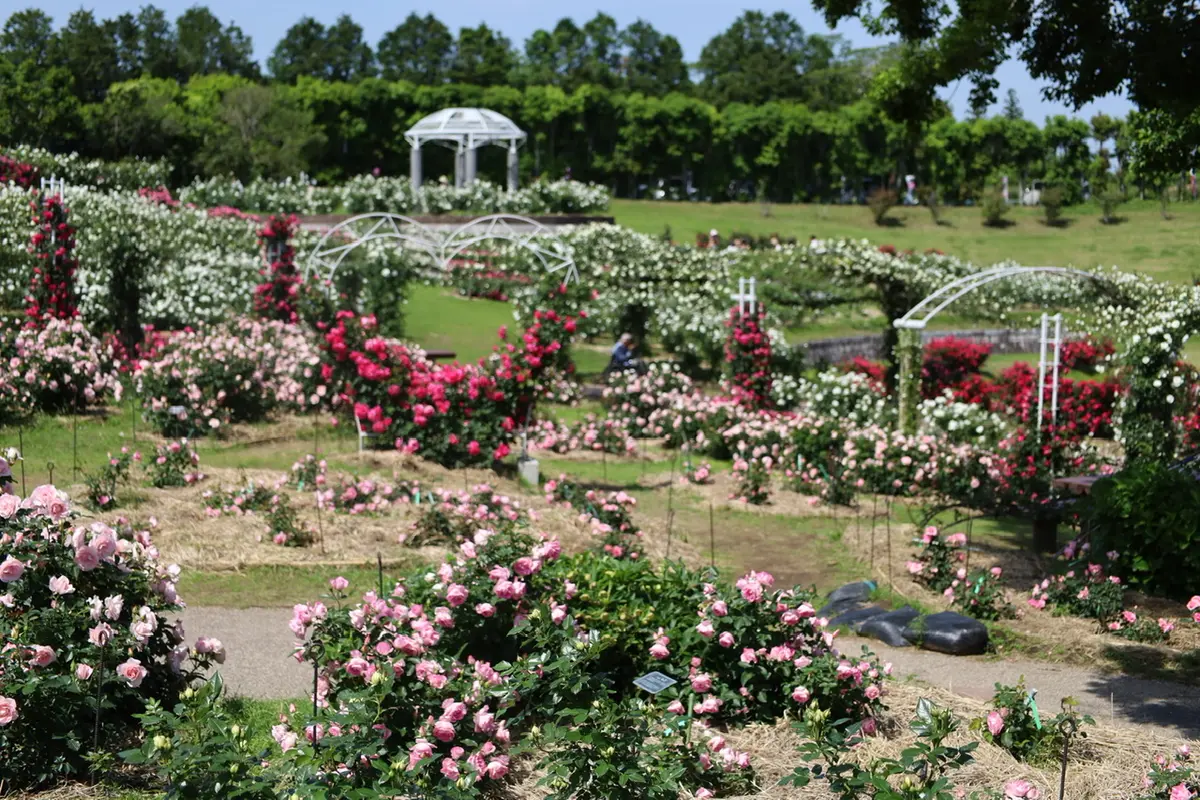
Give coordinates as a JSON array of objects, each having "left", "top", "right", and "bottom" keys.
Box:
[{"left": 181, "top": 608, "right": 1200, "bottom": 739}]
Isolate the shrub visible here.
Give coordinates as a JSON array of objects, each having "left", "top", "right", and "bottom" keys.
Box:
[
  {"left": 866, "top": 187, "right": 898, "bottom": 225},
  {"left": 906, "top": 526, "right": 968, "bottom": 593},
  {"left": 1040, "top": 186, "right": 1065, "bottom": 225},
  {"left": 544, "top": 476, "right": 642, "bottom": 557},
  {"left": 0, "top": 318, "right": 123, "bottom": 415},
  {"left": 84, "top": 447, "right": 140, "bottom": 510},
  {"left": 923, "top": 336, "right": 991, "bottom": 397},
  {"left": 1060, "top": 337, "right": 1114, "bottom": 373},
  {"left": 981, "top": 189, "right": 1010, "bottom": 227},
  {"left": 724, "top": 304, "right": 773, "bottom": 409},
  {"left": 1097, "top": 187, "right": 1126, "bottom": 224},
  {"left": 317, "top": 474, "right": 419, "bottom": 515},
  {"left": 970, "top": 678, "right": 1092, "bottom": 764},
  {"left": 287, "top": 454, "right": 327, "bottom": 490},
  {"left": 135, "top": 318, "right": 323, "bottom": 437},
  {"left": 530, "top": 416, "right": 636, "bottom": 455},
  {"left": 27, "top": 192, "right": 79, "bottom": 322},
  {"left": 1085, "top": 461, "right": 1200, "bottom": 601},
  {"left": 0, "top": 489, "right": 219, "bottom": 789},
  {"left": 405, "top": 485, "right": 527, "bottom": 546},
  {"left": 731, "top": 448, "right": 772, "bottom": 504},
  {"left": 148, "top": 439, "right": 204, "bottom": 488}
]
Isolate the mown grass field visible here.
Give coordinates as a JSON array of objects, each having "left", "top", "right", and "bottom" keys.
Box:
[{"left": 610, "top": 198, "right": 1200, "bottom": 285}]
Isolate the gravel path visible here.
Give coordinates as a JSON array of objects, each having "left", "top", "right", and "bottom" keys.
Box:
[{"left": 181, "top": 607, "right": 1200, "bottom": 739}]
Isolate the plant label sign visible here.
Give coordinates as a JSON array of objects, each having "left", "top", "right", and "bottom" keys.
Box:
[{"left": 633, "top": 671, "right": 677, "bottom": 694}]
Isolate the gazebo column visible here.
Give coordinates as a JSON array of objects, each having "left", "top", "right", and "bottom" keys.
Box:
[
  {"left": 454, "top": 142, "right": 466, "bottom": 188},
  {"left": 409, "top": 141, "right": 422, "bottom": 189},
  {"left": 507, "top": 140, "right": 519, "bottom": 192},
  {"left": 465, "top": 146, "right": 478, "bottom": 186}
]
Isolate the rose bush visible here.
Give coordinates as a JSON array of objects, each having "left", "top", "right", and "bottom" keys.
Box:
[
  {"left": 0, "top": 318, "right": 122, "bottom": 416},
  {"left": 0, "top": 485, "right": 219, "bottom": 788}
]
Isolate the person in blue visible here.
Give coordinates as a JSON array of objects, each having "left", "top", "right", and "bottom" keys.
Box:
[{"left": 605, "top": 333, "right": 647, "bottom": 376}]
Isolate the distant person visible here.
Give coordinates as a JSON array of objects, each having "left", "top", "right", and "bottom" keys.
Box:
[
  {"left": 695, "top": 232, "right": 709, "bottom": 248},
  {"left": 605, "top": 333, "right": 647, "bottom": 376},
  {"left": 708, "top": 229, "right": 721, "bottom": 249},
  {"left": 0, "top": 458, "right": 13, "bottom": 495},
  {"left": 769, "top": 234, "right": 782, "bottom": 251}
]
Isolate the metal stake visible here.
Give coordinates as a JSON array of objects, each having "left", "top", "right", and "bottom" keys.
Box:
[
  {"left": 377, "top": 552, "right": 384, "bottom": 596},
  {"left": 312, "top": 660, "right": 320, "bottom": 756},
  {"left": 17, "top": 424, "right": 26, "bottom": 496},
  {"left": 665, "top": 509, "right": 675, "bottom": 560},
  {"left": 709, "top": 501, "right": 715, "bottom": 569}
]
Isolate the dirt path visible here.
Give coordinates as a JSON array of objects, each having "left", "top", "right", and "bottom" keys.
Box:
[{"left": 182, "top": 607, "right": 1200, "bottom": 739}]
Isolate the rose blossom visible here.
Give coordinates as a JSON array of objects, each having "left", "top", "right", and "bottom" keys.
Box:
[
  {"left": 76, "top": 663, "right": 94, "bottom": 680},
  {"left": 987, "top": 710, "right": 1005, "bottom": 736},
  {"left": 117, "top": 658, "right": 149, "bottom": 687},
  {"left": 0, "top": 696, "right": 17, "bottom": 726},
  {"left": 49, "top": 575, "right": 75, "bottom": 595},
  {"left": 0, "top": 556, "right": 24, "bottom": 583}
]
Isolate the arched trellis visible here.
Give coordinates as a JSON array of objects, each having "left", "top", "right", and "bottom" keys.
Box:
[
  {"left": 893, "top": 266, "right": 1109, "bottom": 434},
  {"left": 302, "top": 213, "right": 577, "bottom": 288}
]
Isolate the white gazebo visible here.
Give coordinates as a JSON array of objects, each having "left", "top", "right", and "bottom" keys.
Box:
[{"left": 404, "top": 108, "right": 526, "bottom": 192}]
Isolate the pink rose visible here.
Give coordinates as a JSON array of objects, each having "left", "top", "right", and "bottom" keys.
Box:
[
  {"left": 29, "top": 645, "right": 56, "bottom": 667},
  {"left": 740, "top": 648, "right": 757, "bottom": 664},
  {"left": 408, "top": 739, "right": 434, "bottom": 769},
  {"left": 718, "top": 631, "right": 735, "bottom": 648},
  {"left": 433, "top": 719, "right": 455, "bottom": 742},
  {"left": 474, "top": 706, "right": 495, "bottom": 733},
  {"left": 76, "top": 663, "right": 94, "bottom": 680},
  {"left": 440, "top": 758, "right": 460, "bottom": 780},
  {"left": 865, "top": 684, "right": 881, "bottom": 700},
  {"left": 475, "top": 602, "right": 495, "bottom": 617},
  {"left": 89, "top": 623, "right": 114, "bottom": 647},
  {"left": 649, "top": 642, "right": 670, "bottom": 659},
  {"left": 75, "top": 545, "right": 100, "bottom": 571},
  {"left": 690, "top": 673, "right": 713, "bottom": 693},
  {"left": 1004, "top": 779, "right": 1040, "bottom": 799},
  {"left": 1169, "top": 784, "right": 1193, "bottom": 800},
  {"left": 0, "top": 494, "right": 19, "bottom": 519},
  {"left": 0, "top": 696, "right": 16, "bottom": 725},
  {"left": 117, "top": 658, "right": 148, "bottom": 687},
  {"left": 195, "top": 637, "right": 226, "bottom": 664},
  {"left": 987, "top": 710, "right": 1005, "bottom": 736},
  {"left": 667, "top": 700, "right": 685, "bottom": 714},
  {"left": 696, "top": 619, "right": 715, "bottom": 638},
  {"left": 329, "top": 576, "right": 349, "bottom": 592},
  {"left": 446, "top": 583, "right": 469, "bottom": 607},
  {"left": 0, "top": 556, "right": 24, "bottom": 583},
  {"left": 711, "top": 600, "right": 728, "bottom": 616},
  {"left": 791, "top": 685, "right": 810, "bottom": 703},
  {"left": 49, "top": 575, "right": 75, "bottom": 595}
]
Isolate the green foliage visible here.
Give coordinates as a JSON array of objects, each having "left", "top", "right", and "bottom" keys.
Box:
[
  {"left": 784, "top": 698, "right": 986, "bottom": 799},
  {"left": 84, "top": 447, "right": 138, "bottom": 510},
  {"left": 1040, "top": 186, "right": 1065, "bottom": 225},
  {"left": 969, "top": 678, "right": 1091, "bottom": 765},
  {"left": 1086, "top": 461, "right": 1200, "bottom": 601},
  {"left": 1097, "top": 187, "right": 1126, "bottom": 224},
  {"left": 980, "top": 189, "right": 1010, "bottom": 227}
]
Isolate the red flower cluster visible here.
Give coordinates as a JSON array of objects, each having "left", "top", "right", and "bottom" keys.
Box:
[
  {"left": 841, "top": 356, "right": 886, "bottom": 387},
  {"left": 25, "top": 191, "right": 78, "bottom": 323},
  {"left": 320, "top": 284, "right": 585, "bottom": 468},
  {"left": 922, "top": 336, "right": 991, "bottom": 398},
  {"left": 253, "top": 215, "right": 302, "bottom": 324},
  {"left": 0, "top": 153, "right": 37, "bottom": 189},
  {"left": 995, "top": 362, "right": 1119, "bottom": 439},
  {"left": 1061, "top": 337, "right": 1115, "bottom": 372},
  {"left": 724, "top": 305, "right": 773, "bottom": 409}
]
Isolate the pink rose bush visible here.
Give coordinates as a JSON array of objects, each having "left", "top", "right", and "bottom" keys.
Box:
[
  {"left": 404, "top": 485, "right": 526, "bottom": 547},
  {"left": 529, "top": 415, "right": 637, "bottom": 456},
  {"left": 135, "top": 317, "right": 323, "bottom": 437},
  {"left": 148, "top": 438, "right": 205, "bottom": 489},
  {"left": 544, "top": 475, "right": 642, "bottom": 558},
  {"left": 0, "top": 318, "right": 122, "bottom": 419},
  {"left": 317, "top": 474, "right": 419, "bottom": 516},
  {"left": 0, "top": 485, "right": 219, "bottom": 786}
]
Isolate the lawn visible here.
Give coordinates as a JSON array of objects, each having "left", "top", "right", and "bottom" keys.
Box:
[{"left": 611, "top": 198, "right": 1200, "bottom": 285}]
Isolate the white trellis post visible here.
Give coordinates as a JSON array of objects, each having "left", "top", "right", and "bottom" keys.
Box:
[
  {"left": 39, "top": 176, "right": 67, "bottom": 248},
  {"left": 730, "top": 277, "right": 757, "bottom": 314},
  {"left": 1036, "top": 312, "right": 1064, "bottom": 440}
]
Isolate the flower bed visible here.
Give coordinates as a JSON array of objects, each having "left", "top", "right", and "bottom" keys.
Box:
[{"left": 0, "top": 318, "right": 122, "bottom": 417}]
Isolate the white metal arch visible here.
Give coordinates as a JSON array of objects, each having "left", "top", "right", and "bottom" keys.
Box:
[
  {"left": 893, "top": 266, "right": 1104, "bottom": 330},
  {"left": 440, "top": 214, "right": 578, "bottom": 286},
  {"left": 302, "top": 212, "right": 577, "bottom": 289},
  {"left": 303, "top": 213, "right": 440, "bottom": 285}
]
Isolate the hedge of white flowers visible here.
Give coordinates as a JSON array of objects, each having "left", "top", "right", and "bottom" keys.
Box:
[
  {"left": 6, "top": 145, "right": 171, "bottom": 192},
  {"left": 0, "top": 187, "right": 259, "bottom": 324},
  {"left": 176, "top": 176, "right": 610, "bottom": 215}
]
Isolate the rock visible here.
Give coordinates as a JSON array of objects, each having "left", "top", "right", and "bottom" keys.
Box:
[
  {"left": 829, "top": 605, "right": 888, "bottom": 632},
  {"left": 903, "top": 611, "right": 989, "bottom": 656},
  {"left": 859, "top": 606, "right": 920, "bottom": 647},
  {"left": 818, "top": 580, "right": 877, "bottom": 617}
]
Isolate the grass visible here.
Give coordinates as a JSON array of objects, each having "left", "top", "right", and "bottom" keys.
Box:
[
  {"left": 612, "top": 197, "right": 1200, "bottom": 285},
  {"left": 179, "top": 563, "right": 417, "bottom": 608}
]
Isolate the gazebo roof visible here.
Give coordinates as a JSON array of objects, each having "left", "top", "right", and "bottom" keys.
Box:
[{"left": 405, "top": 108, "right": 526, "bottom": 147}]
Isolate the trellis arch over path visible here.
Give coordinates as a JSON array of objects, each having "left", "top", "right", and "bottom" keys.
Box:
[
  {"left": 892, "top": 265, "right": 1110, "bottom": 433},
  {"left": 301, "top": 213, "right": 578, "bottom": 288}
]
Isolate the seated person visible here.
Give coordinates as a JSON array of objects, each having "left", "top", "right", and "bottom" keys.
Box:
[{"left": 605, "top": 333, "right": 648, "bottom": 376}]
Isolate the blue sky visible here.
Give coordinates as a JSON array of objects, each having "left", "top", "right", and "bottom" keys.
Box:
[{"left": 35, "top": 0, "right": 1133, "bottom": 123}]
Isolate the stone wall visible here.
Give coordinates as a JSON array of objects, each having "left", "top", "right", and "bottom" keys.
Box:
[{"left": 798, "top": 328, "right": 1047, "bottom": 366}]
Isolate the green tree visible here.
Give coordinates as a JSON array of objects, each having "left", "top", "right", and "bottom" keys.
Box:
[
  {"left": 58, "top": 9, "right": 120, "bottom": 103},
  {"left": 175, "top": 6, "right": 258, "bottom": 79},
  {"left": 1, "top": 9, "right": 57, "bottom": 68},
  {"left": 83, "top": 77, "right": 189, "bottom": 168},
  {"left": 198, "top": 84, "right": 325, "bottom": 181},
  {"left": 697, "top": 11, "right": 822, "bottom": 104},
  {"left": 1002, "top": 89, "right": 1022, "bottom": 120},
  {"left": 270, "top": 15, "right": 374, "bottom": 82},
  {"left": 450, "top": 24, "right": 514, "bottom": 86},
  {"left": 0, "top": 59, "right": 81, "bottom": 149},
  {"left": 619, "top": 20, "right": 690, "bottom": 95},
  {"left": 137, "top": 5, "right": 178, "bottom": 79},
  {"left": 377, "top": 13, "right": 451, "bottom": 84}
]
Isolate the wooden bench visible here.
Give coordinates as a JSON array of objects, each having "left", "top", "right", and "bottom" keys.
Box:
[{"left": 424, "top": 349, "right": 457, "bottom": 362}]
